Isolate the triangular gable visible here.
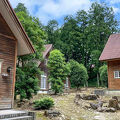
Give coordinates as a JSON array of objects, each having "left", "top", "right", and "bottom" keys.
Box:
[
  {"left": 99, "top": 34, "right": 120, "bottom": 61},
  {"left": 0, "top": 0, "right": 35, "bottom": 56}
]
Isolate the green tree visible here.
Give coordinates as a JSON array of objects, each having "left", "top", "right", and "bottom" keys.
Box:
[
  {"left": 56, "top": 2, "right": 118, "bottom": 86},
  {"left": 14, "top": 3, "right": 28, "bottom": 13},
  {"left": 48, "top": 49, "right": 70, "bottom": 94},
  {"left": 14, "top": 3, "right": 46, "bottom": 100},
  {"left": 45, "top": 20, "right": 62, "bottom": 49},
  {"left": 15, "top": 62, "right": 40, "bottom": 101},
  {"left": 69, "top": 60, "right": 88, "bottom": 89},
  {"left": 99, "top": 65, "right": 108, "bottom": 87}
]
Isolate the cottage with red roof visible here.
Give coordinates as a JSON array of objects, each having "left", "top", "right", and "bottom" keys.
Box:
[
  {"left": 99, "top": 34, "right": 120, "bottom": 90},
  {"left": 38, "top": 44, "right": 70, "bottom": 94}
]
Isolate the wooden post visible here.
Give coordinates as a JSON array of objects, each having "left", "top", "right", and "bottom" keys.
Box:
[{"left": 12, "top": 40, "right": 17, "bottom": 108}]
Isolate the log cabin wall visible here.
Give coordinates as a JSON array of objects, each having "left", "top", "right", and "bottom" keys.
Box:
[
  {"left": 0, "top": 35, "right": 16, "bottom": 109},
  {"left": 108, "top": 60, "right": 120, "bottom": 90}
]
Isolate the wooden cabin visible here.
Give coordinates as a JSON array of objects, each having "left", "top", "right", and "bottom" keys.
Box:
[
  {"left": 99, "top": 34, "right": 120, "bottom": 90},
  {"left": 38, "top": 44, "right": 70, "bottom": 94},
  {"left": 0, "top": 0, "right": 35, "bottom": 109}
]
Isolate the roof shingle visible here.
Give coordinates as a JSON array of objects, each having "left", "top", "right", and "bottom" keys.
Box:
[{"left": 99, "top": 34, "right": 120, "bottom": 61}]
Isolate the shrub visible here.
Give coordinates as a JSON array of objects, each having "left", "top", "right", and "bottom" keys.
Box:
[
  {"left": 15, "top": 63, "right": 40, "bottom": 101},
  {"left": 69, "top": 60, "right": 88, "bottom": 89},
  {"left": 99, "top": 65, "right": 108, "bottom": 87},
  {"left": 34, "top": 97, "right": 54, "bottom": 110}
]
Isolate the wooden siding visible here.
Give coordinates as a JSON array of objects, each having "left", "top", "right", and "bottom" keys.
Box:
[
  {"left": 0, "top": 35, "right": 16, "bottom": 109},
  {"left": 108, "top": 60, "right": 120, "bottom": 89}
]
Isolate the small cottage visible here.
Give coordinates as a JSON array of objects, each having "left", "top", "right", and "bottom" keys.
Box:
[
  {"left": 99, "top": 34, "right": 120, "bottom": 90},
  {"left": 38, "top": 44, "right": 70, "bottom": 94},
  {"left": 0, "top": 0, "right": 35, "bottom": 109}
]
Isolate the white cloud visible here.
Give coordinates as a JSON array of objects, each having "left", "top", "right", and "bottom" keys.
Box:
[
  {"left": 109, "top": 0, "right": 120, "bottom": 4},
  {"left": 112, "top": 6, "right": 120, "bottom": 13},
  {"left": 104, "top": 0, "right": 120, "bottom": 14},
  {"left": 9, "top": 0, "right": 92, "bottom": 24}
]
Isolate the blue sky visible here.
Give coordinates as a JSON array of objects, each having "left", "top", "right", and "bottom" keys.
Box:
[{"left": 9, "top": 0, "right": 120, "bottom": 25}]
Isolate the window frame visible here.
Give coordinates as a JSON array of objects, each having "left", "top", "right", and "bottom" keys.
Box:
[
  {"left": 114, "top": 71, "right": 120, "bottom": 79},
  {"left": 65, "top": 78, "right": 69, "bottom": 88},
  {"left": 0, "top": 59, "right": 3, "bottom": 74},
  {"left": 41, "top": 75, "right": 47, "bottom": 89}
]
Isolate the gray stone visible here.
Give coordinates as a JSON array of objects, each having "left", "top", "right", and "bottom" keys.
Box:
[
  {"left": 82, "top": 94, "right": 98, "bottom": 100},
  {"left": 105, "top": 107, "right": 116, "bottom": 112},
  {"left": 44, "top": 110, "right": 61, "bottom": 117},
  {"left": 90, "top": 101, "right": 103, "bottom": 110}
]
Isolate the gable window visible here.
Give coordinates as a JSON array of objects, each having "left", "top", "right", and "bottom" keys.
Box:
[
  {"left": 0, "top": 60, "right": 3, "bottom": 74},
  {"left": 41, "top": 75, "right": 47, "bottom": 89},
  {"left": 114, "top": 71, "right": 120, "bottom": 78}
]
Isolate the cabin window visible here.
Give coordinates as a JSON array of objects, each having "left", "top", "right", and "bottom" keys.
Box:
[
  {"left": 65, "top": 78, "right": 69, "bottom": 88},
  {"left": 114, "top": 71, "right": 120, "bottom": 78},
  {"left": 44, "top": 59, "right": 48, "bottom": 65},
  {"left": 0, "top": 60, "right": 3, "bottom": 73},
  {"left": 41, "top": 75, "right": 47, "bottom": 89}
]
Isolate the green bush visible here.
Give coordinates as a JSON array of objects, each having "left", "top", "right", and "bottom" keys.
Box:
[
  {"left": 69, "top": 60, "right": 88, "bottom": 89},
  {"left": 34, "top": 97, "right": 54, "bottom": 110},
  {"left": 99, "top": 65, "right": 108, "bottom": 87}
]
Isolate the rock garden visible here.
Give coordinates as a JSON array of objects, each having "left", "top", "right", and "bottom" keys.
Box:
[{"left": 13, "top": 88, "right": 120, "bottom": 120}]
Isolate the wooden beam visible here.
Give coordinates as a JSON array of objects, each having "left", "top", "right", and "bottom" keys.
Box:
[{"left": 0, "top": 33, "right": 15, "bottom": 40}]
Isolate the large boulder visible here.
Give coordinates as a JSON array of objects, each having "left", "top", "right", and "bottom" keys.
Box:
[
  {"left": 90, "top": 101, "right": 103, "bottom": 110},
  {"left": 108, "top": 99, "right": 119, "bottom": 110},
  {"left": 112, "top": 96, "right": 118, "bottom": 102},
  {"left": 82, "top": 94, "right": 99, "bottom": 100}
]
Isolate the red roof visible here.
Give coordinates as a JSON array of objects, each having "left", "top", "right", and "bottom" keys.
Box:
[
  {"left": 43, "top": 44, "right": 53, "bottom": 58},
  {"left": 36, "top": 44, "right": 53, "bottom": 67},
  {"left": 99, "top": 34, "right": 120, "bottom": 61}
]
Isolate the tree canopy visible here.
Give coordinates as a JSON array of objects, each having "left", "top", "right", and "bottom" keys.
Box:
[
  {"left": 69, "top": 60, "right": 88, "bottom": 89},
  {"left": 48, "top": 49, "right": 70, "bottom": 94},
  {"left": 14, "top": 3, "right": 46, "bottom": 100},
  {"left": 45, "top": 2, "right": 118, "bottom": 86}
]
